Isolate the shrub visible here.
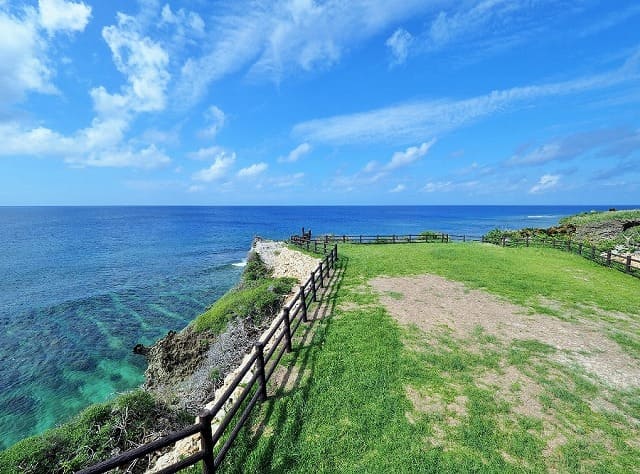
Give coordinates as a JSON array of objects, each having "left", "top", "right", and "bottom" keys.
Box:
[
  {"left": 0, "top": 390, "right": 188, "bottom": 474},
  {"left": 242, "top": 251, "right": 272, "bottom": 282},
  {"left": 193, "top": 277, "right": 296, "bottom": 333}
]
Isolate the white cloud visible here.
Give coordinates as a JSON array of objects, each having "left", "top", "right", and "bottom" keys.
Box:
[
  {"left": 161, "top": 4, "right": 205, "bottom": 35},
  {"left": 176, "top": 1, "right": 432, "bottom": 104},
  {"left": 390, "top": 184, "right": 406, "bottom": 193},
  {"left": 0, "top": 7, "right": 54, "bottom": 106},
  {"left": 529, "top": 174, "right": 560, "bottom": 194},
  {"left": 294, "top": 53, "right": 639, "bottom": 145},
  {"left": 237, "top": 162, "right": 268, "bottom": 178},
  {"left": 385, "top": 140, "right": 435, "bottom": 170},
  {"left": 269, "top": 172, "right": 305, "bottom": 188},
  {"left": 192, "top": 151, "right": 236, "bottom": 182},
  {"left": 188, "top": 146, "right": 225, "bottom": 160},
  {"left": 38, "top": 0, "right": 91, "bottom": 35},
  {"left": 363, "top": 161, "right": 378, "bottom": 173},
  {"left": 386, "top": 28, "right": 412, "bottom": 66},
  {"left": 67, "top": 144, "right": 171, "bottom": 169},
  {"left": 102, "top": 13, "right": 170, "bottom": 113},
  {"left": 507, "top": 127, "right": 640, "bottom": 167},
  {"left": 199, "top": 105, "right": 226, "bottom": 138},
  {"left": 278, "top": 142, "right": 312, "bottom": 163},
  {"left": 424, "top": 181, "right": 453, "bottom": 193},
  {"left": 188, "top": 184, "right": 205, "bottom": 193},
  {"left": 0, "top": 121, "right": 171, "bottom": 168}
]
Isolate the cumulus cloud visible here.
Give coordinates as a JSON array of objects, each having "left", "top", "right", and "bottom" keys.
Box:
[
  {"left": 101, "top": 13, "right": 170, "bottom": 113},
  {"left": 386, "top": 28, "right": 412, "bottom": 66},
  {"left": 38, "top": 0, "right": 91, "bottom": 35},
  {"left": 385, "top": 139, "right": 436, "bottom": 170},
  {"left": 278, "top": 142, "right": 312, "bottom": 163},
  {"left": 0, "top": 121, "right": 171, "bottom": 169},
  {"left": 199, "top": 105, "right": 226, "bottom": 138},
  {"left": 529, "top": 174, "right": 560, "bottom": 194},
  {"left": 269, "top": 172, "right": 305, "bottom": 188},
  {"left": 389, "top": 184, "right": 406, "bottom": 193},
  {"left": 237, "top": 162, "right": 268, "bottom": 178},
  {"left": 192, "top": 150, "right": 236, "bottom": 182},
  {"left": 188, "top": 146, "right": 225, "bottom": 160},
  {"left": 0, "top": 7, "right": 52, "bottom": 106}
]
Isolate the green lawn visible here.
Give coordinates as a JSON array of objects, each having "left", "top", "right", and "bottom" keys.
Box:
[{"left": 218, "top": 243, "right": 640, "bottom": 473}]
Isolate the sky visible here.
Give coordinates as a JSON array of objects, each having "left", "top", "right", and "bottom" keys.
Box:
[{"left": 0, "top": 0, "right": 639, "bottom": 205}]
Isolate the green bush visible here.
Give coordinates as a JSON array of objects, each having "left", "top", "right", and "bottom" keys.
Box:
[
  {"left": 242, "top": 251, "right": 272, "bottom": 282},
  {"left": 0, "top": 390, "right": 186, "bottom": 474},
  {"left": 193, "top": 277, "right": 296, "bottom": 333}
]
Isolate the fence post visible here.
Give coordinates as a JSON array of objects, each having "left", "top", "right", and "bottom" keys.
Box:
[
  {"left": 606, "top": 250, "right": 612, "bottom": 266},
  {"left": 299, "top": 286, "right": 307, "bottom": 322},
  {"left": 359, "top": 235, "right": 362, "bottom": 244},
  {"left": 283, "top": 306, "right": 292, "bottom": 352},
  {"left": 310, "top": 272, "right": 317, "bottom": 302},
  {"left": 408, "top": 235, "right": 412, "bottom": 243},
  {"left": 306, "top": 240, "right": 310, "bottom": 251},
  {"left": 501, "top": 236, "right": 506, "bottom": 247},
  {"left": 578, "top": 242, "right": 583, "bottom": 255},
  {"left": 323, "top": 241, "right": 327, "bottom": 254},
  {"left": 626, "top": 255, "right": 632, "bottom": 273},
  {"left": 526, "top": 235, "right": 529, "bottom": 247},
  {"left": 463, "top": 235, "right": 466, "bottom": 242},
  {"left": 333, "top": 244, "right": 338, "bottom": 265},
  {"left": 441, "top": 233, "right": 445, "bottom": 243},
  {"left": 255, "top": 342, "right": 268, "bottom": 400},
  {"left": 314, "top": 241, "right": 318, "bottom": 253},
  {"left": 318, "top": 262, "right": 324, "bottom": 288},
  {"left": 199, "top": 411, "right": 215, "bottom": 474}
]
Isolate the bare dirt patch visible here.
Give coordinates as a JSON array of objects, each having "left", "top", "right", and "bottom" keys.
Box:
[{"left": 370, "top": 274, "right": 640, "bottom": 389}]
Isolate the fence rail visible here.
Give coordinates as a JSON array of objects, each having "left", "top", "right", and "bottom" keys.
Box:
[
  {"left": 290, "top": 232, "right": 484, "bottom": 247},
  {"left": 79, "top": 243, "right": 338, "bottom": 474},
  {"left": 485, "top": 235, "right": 640, "bottom": 277},
  {"left": 292, "top": 228, "right": 638, "bottom": 278}
]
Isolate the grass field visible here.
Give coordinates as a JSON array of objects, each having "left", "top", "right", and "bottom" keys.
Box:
[{"left": 217, "top": 243, "right": 640, "bottom": 473}]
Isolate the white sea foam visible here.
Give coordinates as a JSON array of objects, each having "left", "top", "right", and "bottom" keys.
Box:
[
  {"left": 232, "top": 259, "right": 247, "bottom": 267},
  {"left": 527, "top": 215, "right": 557, "bottom": 218}
]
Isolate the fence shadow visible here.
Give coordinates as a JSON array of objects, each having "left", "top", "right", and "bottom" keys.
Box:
[{"left": 221, "top": 255, "right": 348, "bottom": 473}]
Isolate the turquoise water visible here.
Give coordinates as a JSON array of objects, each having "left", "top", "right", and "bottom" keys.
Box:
[{"left": 0, "top": 205, "right": 634, "bottom": 449}]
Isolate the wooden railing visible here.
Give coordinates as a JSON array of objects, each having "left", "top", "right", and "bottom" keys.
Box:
[
  {"left": 79, "top": 244, "right": 338, "bottom": 474},
  {"left": 292, "top": 228, "right": 638, "bottom": 278},
  {"left": 484, "top": 235, "right": 640, "bottom": 277}
]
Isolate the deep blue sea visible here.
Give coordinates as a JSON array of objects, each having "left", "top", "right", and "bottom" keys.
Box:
[{"left": 0, "top": 205, "right": 636, "bottom": 449}]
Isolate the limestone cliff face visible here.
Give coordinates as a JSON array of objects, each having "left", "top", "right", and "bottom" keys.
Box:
[
  {"left": 140, "top": 327, "right": 213, "bottom": 390},
  {"left": 133, "top": 239, "right": 313, "bottom": 412},
  {"left": 573, "top": 219, "right": 640, "bottom": 243}
]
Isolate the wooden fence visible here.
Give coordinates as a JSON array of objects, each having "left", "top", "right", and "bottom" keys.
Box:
[
  {"left": 484, "top": 235, "right": 640, "bottom": 277},
  {"left": 79, "top": 243, "right": 338, "bottom": 474},
  {"left": 290, "top": 232, "right": 483, "bottom": 247},
  {"left": 292, "top": 229, "right": 638, "bottom": 278}
]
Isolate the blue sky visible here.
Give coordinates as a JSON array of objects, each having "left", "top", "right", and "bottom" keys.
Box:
[{"left": 1, "top": 0, "right": 639, "bottom": 205}]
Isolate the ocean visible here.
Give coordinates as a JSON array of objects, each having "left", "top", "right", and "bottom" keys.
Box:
[{"left": 0, "top": 205, "right": 634, "bottom": 449}]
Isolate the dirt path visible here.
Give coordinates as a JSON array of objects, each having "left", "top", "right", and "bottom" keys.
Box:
[{"left": 370, "top": 274, "right": 640, "bottom": 389}]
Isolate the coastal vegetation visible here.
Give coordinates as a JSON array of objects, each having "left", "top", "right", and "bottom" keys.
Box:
[
  {"left": 0, "top": 390, "right": 190, "bottom": 474},
  {"left": 218, "top": 242, "right": 640, "bottom": 472},
  {"left": 484, "top": 208, "right": 640, "bottom": 251}
]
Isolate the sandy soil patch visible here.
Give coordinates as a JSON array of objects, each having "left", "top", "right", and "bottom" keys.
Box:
[{"left": 370, "top": 274, "right": 640, "bottom": 389}]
